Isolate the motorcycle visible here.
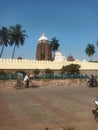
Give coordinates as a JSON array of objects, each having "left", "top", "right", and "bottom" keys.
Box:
[
  {"left": 87, "top": 77, "right": 97, "bottom": 87},
  {"left": 92, "top": 98, "right": 98, "bottom": 122}
]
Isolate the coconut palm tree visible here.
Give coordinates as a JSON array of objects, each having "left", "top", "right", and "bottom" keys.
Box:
[
  {"left": 50, "top": 37, "right": 60, "bottom": 60},
  {"left": 9, "top": 24, "right": 27, "bottom": 59},
  {"left": 85, "top": 44, "right": 95, "bottom": 61},
  {"left": 0, "top": 26, "right": 9, "bottom": 58}
]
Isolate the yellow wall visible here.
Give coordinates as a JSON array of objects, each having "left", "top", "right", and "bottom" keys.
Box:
[{"left": 0, "top": 58, "right": 98, "bottom": 70}]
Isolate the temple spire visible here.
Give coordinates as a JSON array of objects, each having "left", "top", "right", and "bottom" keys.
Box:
[{"left": 38, "top": 33, "right": 48, "bottom": 41}]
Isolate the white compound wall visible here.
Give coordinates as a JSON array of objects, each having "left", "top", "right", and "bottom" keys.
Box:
[{"left": 0, "top": 58, "right": 98, "bottom": 71}]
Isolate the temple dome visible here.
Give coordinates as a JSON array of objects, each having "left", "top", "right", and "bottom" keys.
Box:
[
  {"left": 38, "top": 33, "right": 48, "bottom": 42},
  {"left": 54, "top": 50, "right": 66, "bottom": 62},
  {"left": 67, "top": 54, "right": 74, "bottom": 61}
]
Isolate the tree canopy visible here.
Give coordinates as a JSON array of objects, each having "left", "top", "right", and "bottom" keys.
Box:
[
  {"left": 9, "top": 24, "right": 27, "bottom": 59},
  {"left": 0, "top": 26, "right": 10, "bottom": 57},
  {"left": 50, "top": 37, "right": 60, "bottom": 60},
  {"left": 61, "top": 64, "right": 81, "bottom": 74},
  {"left": 85, "top": 44, "right": 95, "bottom": 61}
]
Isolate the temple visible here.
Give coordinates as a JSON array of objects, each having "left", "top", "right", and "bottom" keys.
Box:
[
  {"left": 36, "top": 33, "right": 52, "bottom": 60},
  {"left": 54, "top": 50, "right": 66, "bottom": 62},
  {"left": 67, "top": 54, "right": 74, "bottom": 61},
  {"left": 1, "top": 33, "right": 98, "bottom": 74}
]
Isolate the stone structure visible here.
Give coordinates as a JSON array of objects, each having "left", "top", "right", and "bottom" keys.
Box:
[
  {"left": 67, "top": 54, "right": 74, "bottom": 61},
  {"left": 54, "top": 50, "right": 66, "bottom": 62},
  {"left": 1, "top": 34, "right": 98, "bottom": 75},
  {"left": 0, "top": 58, "right": 98, "bottom": 72},
  {"left": 36, "top": 33, "right": 52, "bottom": 60}
]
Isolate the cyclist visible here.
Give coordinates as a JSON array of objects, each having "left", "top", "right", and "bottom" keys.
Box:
[{"left": 24, "top": 73, "right": 30, "bottom": 88}]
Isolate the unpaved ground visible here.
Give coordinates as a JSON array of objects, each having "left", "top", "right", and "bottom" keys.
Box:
[{"left": 0, "top": 80, "right": 98, "bottom": 130}]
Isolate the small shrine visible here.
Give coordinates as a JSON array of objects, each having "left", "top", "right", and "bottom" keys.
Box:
[
  {"left": 54, "top": 50, "right": 66, "bottom": 62},
  {"left": 17, "top": 56, "right": 22, "bottom": 60},
  {"left": 67, "top": 54, "right": 74, "bottom": 61}
]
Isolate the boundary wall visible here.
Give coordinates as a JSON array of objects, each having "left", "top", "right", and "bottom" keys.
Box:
[{"left": 0, "top": 58, "right": 98, "bottom": 70}]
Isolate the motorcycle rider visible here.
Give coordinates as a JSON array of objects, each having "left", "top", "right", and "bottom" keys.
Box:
[{"left": 88, "top": 74, "right": 97, "bottom": 87}]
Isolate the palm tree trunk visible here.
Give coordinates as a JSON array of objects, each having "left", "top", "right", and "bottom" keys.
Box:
[
  {"left": 12, "top": 44, "right": 16, "bottom": 59},
  {"left": 90, "top": 55, "right": 92, "bottom": 61},
  {"left": 0, "top": 44, "right": 4, "bottom": 58},
  {"left": 53, "top": 51, "right": 55, "bottom": 60}
]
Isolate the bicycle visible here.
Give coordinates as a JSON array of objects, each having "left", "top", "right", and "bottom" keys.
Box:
[
  {"left": 14, "top": 74, "right": 34, "bottom": 89},
  {"left": 14, "top": 75, "right": 24, "bottom": 89}
]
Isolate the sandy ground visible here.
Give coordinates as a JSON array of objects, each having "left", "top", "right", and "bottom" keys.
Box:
[{"left": 0, "top": 79, "right": 98, "bottom": 130}]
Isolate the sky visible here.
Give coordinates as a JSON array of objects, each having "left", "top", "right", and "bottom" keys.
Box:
[{"left": 0, "top": 0, "right": 98, "bottom": 61}]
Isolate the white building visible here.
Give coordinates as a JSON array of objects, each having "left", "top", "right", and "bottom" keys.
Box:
[{"left": 54, "top": 50, "right": 66, "bottom": 62}]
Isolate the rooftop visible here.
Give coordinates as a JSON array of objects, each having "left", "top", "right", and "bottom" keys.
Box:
[{"left": 38, "top": 33, "right": 48, "bottom": 42}]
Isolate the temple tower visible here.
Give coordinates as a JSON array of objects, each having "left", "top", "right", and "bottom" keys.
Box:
[{"left": 36, "top": 33, "right": 52, "bottom": 60}]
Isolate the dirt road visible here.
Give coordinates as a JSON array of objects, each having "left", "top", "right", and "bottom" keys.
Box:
[{"left": 0, "top": 81, "right": 98, "bottom": 130}]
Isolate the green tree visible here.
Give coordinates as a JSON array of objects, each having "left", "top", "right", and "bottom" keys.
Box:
[
  {"left": 9, "top": 24, "right": 27, "bottom": 59},
  {"left": 44, "top": 68, "right": 53, "bottom": 74},
  {"left": 50, "top": 37, "right": 60, "bottom": 60},
  {"left": 44, "top": 68, "right": 53, "bottom": 79},
  {"left": 61, "top": 64, "right": 81, "bottom": 74},
  {"left": 33, "top": 69, "right": 40, "bottom": 75},
  {"left": 0, "top": 26, "right": 10, "bottom": 58},
  {"left": 85, "top": 44, "right": 95, "bottom": 61}
]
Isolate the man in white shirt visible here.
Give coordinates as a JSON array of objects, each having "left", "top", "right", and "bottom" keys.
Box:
[{"left": 24, "top": 73, "right": 29, "bottom": 88}]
